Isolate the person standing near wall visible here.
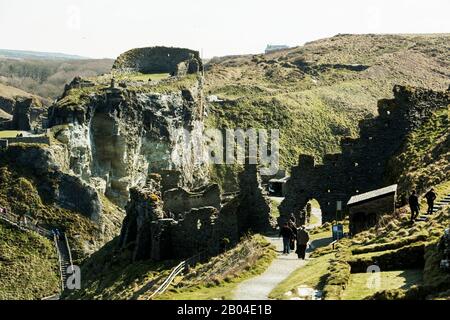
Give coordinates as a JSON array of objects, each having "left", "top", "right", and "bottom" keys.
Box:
[
  {"left": 424, "top": 188, "right": 437, "bottom": 215},
  {"left": 296, "top": 226, "right": 310, "bottom": 260},
  {"left": 409, "top": 190, "right": 420, "bottom": 222},
  {"left": 279, "top": 223, "right": 295, "bottom": 255}
]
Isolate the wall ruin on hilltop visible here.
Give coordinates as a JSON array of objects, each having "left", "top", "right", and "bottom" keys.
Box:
[
  {"left": 279, "top": 85, "right": 450, "bottom": 224},
  {"left": 112, "top": 47, "right": 203, "bottom": 76}
]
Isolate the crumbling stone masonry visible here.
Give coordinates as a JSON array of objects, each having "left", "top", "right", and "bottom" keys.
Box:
[
  {"left": 163, "top": 184, "right": 221, "bottom": 217},
  {"left": 119, "top": 163, "right": 274, "bottom": 262},
  {"left": 112, "top": 47, "right": 203, "bottom": 76},
  {"left": 279, "top": 85, "right": 450, "bottom": 225},
  {"left": 236, "top": 162, "right": 274, "bottom": 234}
]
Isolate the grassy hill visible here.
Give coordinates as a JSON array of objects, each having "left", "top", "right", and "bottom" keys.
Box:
[
  {"left": 0, "top": 221, "right": 60, "bottom": 300},
  {"left": 0, "top": 57, "right": 113, "bottom": 99},
  {"left": 268, "top": 98, "right": 450, "bottom": 300},
  {"left": 0, "top": 49, "right": 89, "bottom": 60},
  {"left": 63, "top": 234, "right": 275, "bottom": 300},
  {"left": 205, "top": 34, "right": 450, "bottom": 188}
]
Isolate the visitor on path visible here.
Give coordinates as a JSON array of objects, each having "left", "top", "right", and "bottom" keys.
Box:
[
  {"left": 424, "top": 189, "right": 437, "bottom": 215},
  {"left": 288, "top": 220, "right": 297, "bottom": 251},
  {"left": 289, "top": 213, "right": 296, "bottom": 225},
  {"left": 279, "top": 222, "right": 295, "bottom": 254},
  {"left": 296, "top": 226, "right": 310, "bottom": 260},
  {"left": 409, "top": 190, "right": 420, "bottom": 222}
]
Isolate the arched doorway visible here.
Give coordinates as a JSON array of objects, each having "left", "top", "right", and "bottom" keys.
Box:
[{"left": 306, "top": 198, "right": 322, "bottom": 228}]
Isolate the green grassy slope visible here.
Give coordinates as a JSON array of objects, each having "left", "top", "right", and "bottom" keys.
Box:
[
  {"left": 386, "top": 106, "right": 450, "bottom": 197},
  {"left": 205, "top": 34, "right": 450, "bottom": 186},
  {"left": 0, "top": 221, "right": 59, "bottom": 300},
  {"left": 64, "top": 234, "right": 275, "bottom": 300}
]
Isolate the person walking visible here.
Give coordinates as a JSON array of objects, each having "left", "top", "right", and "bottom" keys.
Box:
[
  {"left": 296, "top": 226, "right": 310, "bottom": 260},
  {"left": 409, "top": 190, "right": 420, "bottom": 222},
  {"left": 424, "top": 188, "right": 437, "bottom": 215},
  {"left": 289, "top": 213, "right": 296, "bottom": 225},
  {"left": 288, "top": 220, "right": 297, "bottom": 251},
  {"left": 279, "top": 222, "right": 295, "bottom": 255}
]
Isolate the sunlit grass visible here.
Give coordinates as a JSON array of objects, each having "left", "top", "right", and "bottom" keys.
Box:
[
  {"left": 342, "top": 270, "right": 423, "bottom": 300},
  {"left": 0, "top": 131, "right": 27, "bottom": 138}
]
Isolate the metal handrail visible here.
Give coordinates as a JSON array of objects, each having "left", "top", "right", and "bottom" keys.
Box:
[
  {"left": 54, "top": 235, "right": 66, "bottom": 291},
  {"left": 149, "top": 261, "right": 186, "bottom": 298},
  {"left": 64, "top": 233, "right": 74, "bottom": 270},
  {"left": 0, "top": 209, "right": 73, "bottom": 295},
  {"left": 149, "top": 251, "right": 207, "bottom": 299}
]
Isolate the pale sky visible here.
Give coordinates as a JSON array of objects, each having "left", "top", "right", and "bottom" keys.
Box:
[{"left": 1, "top": 0, "right": 449, "bottom": 59}]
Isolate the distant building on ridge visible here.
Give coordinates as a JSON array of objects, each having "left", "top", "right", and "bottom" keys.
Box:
[{"left": 265, "top": 44, "right": 290, "bottom": 54}]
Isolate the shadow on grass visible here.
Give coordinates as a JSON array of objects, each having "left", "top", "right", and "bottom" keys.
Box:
[
  {"left": 309, "top": 236, "right": 334, "bottom": 251},
  {"left": 398, "top": 269, "right": 424, "bottom": 289}
]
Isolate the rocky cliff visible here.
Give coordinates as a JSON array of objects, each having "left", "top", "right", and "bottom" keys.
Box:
[{"left": 47, "top": 47, "right": 209, "bottom": 207}]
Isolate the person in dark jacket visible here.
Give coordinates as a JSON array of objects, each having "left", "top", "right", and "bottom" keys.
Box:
[
  {"left": 296, "top": 226, "right": 310, "bottom": 259},
  {"left": 279, "top": 223, "right": 295, "bottom": 254},
  {"left": 409, "top": 190, "right": 420, "bottom": 222},
  {"left": 288, "top": 220, "right": 297, "bottom": 251},
  {"left": 424, "top": 189, "right": 437, "bottom": 215},
  {"left": 289, "top": 214, "right": 296, "bottom": 225}
]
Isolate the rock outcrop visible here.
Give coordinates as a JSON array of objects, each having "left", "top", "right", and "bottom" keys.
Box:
[
  {"left": 4, "top": 144, "right": 102, "bottom": 221},
  {"left": 48, "top": 48, "right": 209, "bottom": 207},
  {"left": 1, "top": 96, "right": 46, "bottom": 131},
  {"left": 113, "top": 47, "right": 203, "bottom": 76},
  {"left": 279, "top": 85, "right": 450, "bottom": 224}
]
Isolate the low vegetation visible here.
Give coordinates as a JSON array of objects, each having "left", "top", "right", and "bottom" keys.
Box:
[
  {"left": 205, "top": 34, "right": 449, "bottom": 190},
  {"left": 63, "top": 238, "right": 176, "bottom": 300},
  {"left": 65, "top": 234, "right": 275, "bottom": 300},
  {"left": 0, "top": 57, "right": 113, "bottom": 99},
  {"left": 0, "top": 221, "right": 60, "bottom": 300}
]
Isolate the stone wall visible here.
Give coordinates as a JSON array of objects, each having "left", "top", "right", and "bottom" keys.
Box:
[
  {"left": 163, "top": 184, "right": 221, "bottom": 216},
  {"left": 236, "top": 163, "right": 274, "bottom": 234},
  {"left": 348, "top": 194, "right": 396, "bottom": 235},
  {"left": 6, "top": 136, "right": 51, "bottom": 145},
  {"left": 112, "top": 47, "right": 203, "bottom": 76},
  {"left": 118, "top": 162, "right": 273, "bottom": 262},
  {"left": 279, "top": 85, "right": 450, "bottom": 224}
]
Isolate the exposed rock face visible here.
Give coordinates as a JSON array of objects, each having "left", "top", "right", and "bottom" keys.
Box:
[
  {"left": 11, "top": 98, "right": 32, "bottom": 130},
  {"left": 8, "top": 97, "right": 46, "bottom": 131},
  {"left": 279, "top": 85, "right": 450, "bottom": 224},
  {"left": 113, "top": 47, "right": 203, "bottom": 76},
  {"left": 0, "top": 96, "right": 15, "bottom": 114},
  {"left": 3, "top": 144, "right": 102, "bottom": 221},
  {"left": 49, "top": 75, "right": 209, "bottom": 207}
]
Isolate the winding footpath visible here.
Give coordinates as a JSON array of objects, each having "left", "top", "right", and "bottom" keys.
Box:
[
  {"left": 232, "top": 203, "right": 322, "bottom": 300},
  {"left": 233, "top": 236, "right": 307, "bottom": 300}
]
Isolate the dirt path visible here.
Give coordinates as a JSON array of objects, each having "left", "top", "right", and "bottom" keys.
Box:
[{"left": 232, "top": 236, "right": 307, "bottom": 300}]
